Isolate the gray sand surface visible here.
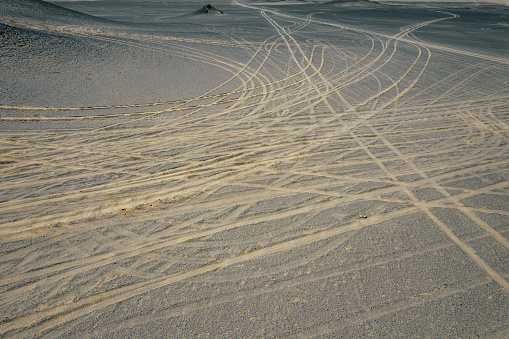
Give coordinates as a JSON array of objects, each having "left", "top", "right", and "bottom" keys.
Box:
[{"left": 1, "top": 0, "right": 508, "bottom": 337}]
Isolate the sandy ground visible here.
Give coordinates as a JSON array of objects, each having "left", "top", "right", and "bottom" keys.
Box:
[{"left": 1, "top": 0, "right": 509, "bottom": 337}]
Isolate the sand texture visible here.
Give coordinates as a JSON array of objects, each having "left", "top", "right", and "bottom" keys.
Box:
[{"left": 1, "top": 0, "right": 509, "bottom": 337}]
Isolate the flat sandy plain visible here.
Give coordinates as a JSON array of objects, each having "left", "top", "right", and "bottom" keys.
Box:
[{"left": 1, "top": 0, "right": 509, "bottom": 337}]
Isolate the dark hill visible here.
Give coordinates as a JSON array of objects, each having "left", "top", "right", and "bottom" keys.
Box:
[
  {"left": 0, "top": 0, "right": 116, "bottom": 26},
  {"left": 188, "top": 4, "right": 225, "bottom": 16}
]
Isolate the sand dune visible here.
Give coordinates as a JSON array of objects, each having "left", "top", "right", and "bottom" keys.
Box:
[
  {"left": 1, "top": 0, "right": 508, "bottom": 337},
  {"left": 0, "top": 0, "right": 116, "bottom": 26}
]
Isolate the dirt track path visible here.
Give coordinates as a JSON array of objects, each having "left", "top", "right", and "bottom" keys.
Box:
[{"left": 1, "top": 1, "right": 508, "bottom": 337}]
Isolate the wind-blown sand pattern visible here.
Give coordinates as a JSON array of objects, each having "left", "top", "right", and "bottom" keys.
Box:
[{"left": 1, "top": 0, "right": 508, "bottom": 337}]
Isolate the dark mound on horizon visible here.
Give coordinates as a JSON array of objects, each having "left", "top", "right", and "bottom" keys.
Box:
[{"left": 187, "top": 4, "right": 225, "bottom": 16}]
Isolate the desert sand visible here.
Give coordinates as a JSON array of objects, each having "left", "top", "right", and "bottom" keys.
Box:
[{"left": 1, "top": 0, "right": 508, "bottom": 337}]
